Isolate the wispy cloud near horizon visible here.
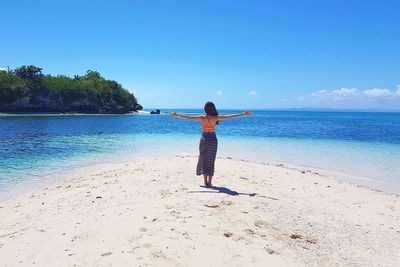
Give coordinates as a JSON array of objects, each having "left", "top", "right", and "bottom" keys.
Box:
[
  {"left": 309, "top": 86, "right": 400, "bottom": 100},
  {"left": 289, "top": 85, "right": 400, "bottom": 110}
]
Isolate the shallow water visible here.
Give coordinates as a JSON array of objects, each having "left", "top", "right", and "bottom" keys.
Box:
[{"left": 1, "top": 110, "right": 400, "bottom": 195}]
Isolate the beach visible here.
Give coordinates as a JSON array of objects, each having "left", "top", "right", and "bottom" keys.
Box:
[
  {"left": 1, "top": 155, "right": 399, "bottom": 266},
  {"left": 3, "top": 0, "right": 400, "bottom": 265}
]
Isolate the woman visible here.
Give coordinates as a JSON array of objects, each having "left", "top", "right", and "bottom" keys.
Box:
[{"left": 170, "top": 102, "right": 252, "bottom": 186}]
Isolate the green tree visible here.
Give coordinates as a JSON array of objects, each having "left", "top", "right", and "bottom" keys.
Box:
[
  {"left": 14, "top": 65, "right": 43, "bottom": 80},
  {"left": 0, "top": 65, "right": 140, "bottom": 113},
  {"left": 0, "top": 71, "right": 28, "bottom": 104}
]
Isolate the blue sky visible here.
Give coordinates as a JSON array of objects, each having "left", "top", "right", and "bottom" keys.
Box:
[{"left": 1, "top": 0, "right": 399, "bottom": 110}]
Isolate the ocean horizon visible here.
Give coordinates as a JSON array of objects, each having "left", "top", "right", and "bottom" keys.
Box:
[{"left": 1, "top": 109, "right": 400, "bottom": 197}]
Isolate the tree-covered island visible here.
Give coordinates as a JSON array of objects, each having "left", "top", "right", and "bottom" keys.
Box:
[{"left": 0, "top": 65, "right": 142, "bottom": 113}]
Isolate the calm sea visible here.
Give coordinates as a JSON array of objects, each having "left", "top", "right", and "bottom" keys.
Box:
[{"left": 1, "top": 110, "right": 400, "bottom": 196}]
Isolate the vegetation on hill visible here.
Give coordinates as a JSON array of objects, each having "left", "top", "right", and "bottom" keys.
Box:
[{"left": 0, "top": 65, "right": 142, "bottom": 113}]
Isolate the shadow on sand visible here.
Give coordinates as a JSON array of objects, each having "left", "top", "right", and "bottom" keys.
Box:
[{"left": 189, "top": 185, "right": 279, "bottom": 200}]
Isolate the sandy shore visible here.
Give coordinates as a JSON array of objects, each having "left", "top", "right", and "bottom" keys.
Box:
[{"left": 0, "top": 155, "right": 399, "bottom": 266}]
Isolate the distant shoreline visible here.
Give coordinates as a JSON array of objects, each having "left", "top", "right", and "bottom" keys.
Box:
[{"left": 2, "top": 109, "right": 400, "bottom": 116}]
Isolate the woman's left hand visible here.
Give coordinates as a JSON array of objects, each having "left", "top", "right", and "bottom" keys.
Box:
[{"left": 170, "top": 112, "right": 178, "bottom": 117}]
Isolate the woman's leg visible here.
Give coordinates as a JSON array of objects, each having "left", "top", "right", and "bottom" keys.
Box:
[
  {"left": 203, "top": 174, "right": 208, "bottom": 186},
  {"left": 207, "top": 175, "right": 213, "bottom": 186}
]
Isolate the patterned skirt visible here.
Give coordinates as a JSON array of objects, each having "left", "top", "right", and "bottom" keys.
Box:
[{"left": 196, "top": 132, "right": 218, "bottom": 176}]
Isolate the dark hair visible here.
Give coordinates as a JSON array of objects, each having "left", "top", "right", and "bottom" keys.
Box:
[{"left": 204, "top": 101, "right": 219, "bottom": 124}]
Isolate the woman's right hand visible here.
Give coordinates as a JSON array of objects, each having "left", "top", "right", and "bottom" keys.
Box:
[{"left": 242, "top": 111, "right": 252, "bottom": 116}]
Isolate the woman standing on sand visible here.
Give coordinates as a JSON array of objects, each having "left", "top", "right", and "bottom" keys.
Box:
[{"left": 170, "top": 102, "right": 252, "bottom": 186}]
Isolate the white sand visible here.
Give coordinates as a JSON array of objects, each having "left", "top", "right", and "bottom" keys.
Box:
[{"left": 0, "top": 155, "right": 399, "bottom": 266}]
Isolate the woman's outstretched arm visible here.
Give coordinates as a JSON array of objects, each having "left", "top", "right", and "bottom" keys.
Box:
[
  {"left": 218, "top": 111, "right": 252, "bottom": 121},
  {"left": 170, "top": 112, "right": 203, "bottom": 121}
]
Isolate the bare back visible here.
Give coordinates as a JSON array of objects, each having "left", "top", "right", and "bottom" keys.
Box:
[{"left": 201, "top": 115, "right": 218, "bottom": 132}]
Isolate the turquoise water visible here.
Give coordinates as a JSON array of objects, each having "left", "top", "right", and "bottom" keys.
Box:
[{"left": 1, "top": 110, "right": 400, "bottom": 195}]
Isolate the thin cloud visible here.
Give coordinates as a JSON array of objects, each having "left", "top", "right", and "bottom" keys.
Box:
[
  {"left": 216, "top": 90, "right": 223, "bottom": 96},
  {"left": 248, "top": 91, "right": 257, "bottom": 96},
  {"left": 363, "top": 88, "right": 398, "bottom": 98},
  {"left": 310, "top": 86, "right": 400, "bottom": 100},
  {"left": 311, "top": 88, "right": 358, "bottom": 100}
]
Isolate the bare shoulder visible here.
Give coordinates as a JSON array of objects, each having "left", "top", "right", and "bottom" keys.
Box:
[
  {"left": 197, "top": 115, "right": 205, "bottom": 122},
  {"left": 210, "top": 115, "right": 219, "bottom": 122}
]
